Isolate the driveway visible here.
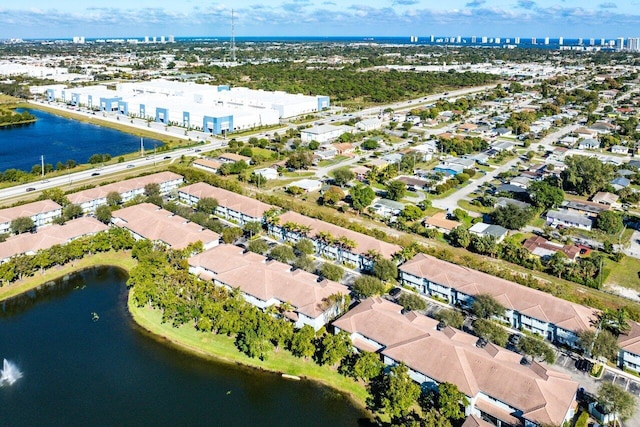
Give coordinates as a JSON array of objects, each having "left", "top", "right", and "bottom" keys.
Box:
[{"left": 313, "top": 156, "right": 361, "bottom": 178}]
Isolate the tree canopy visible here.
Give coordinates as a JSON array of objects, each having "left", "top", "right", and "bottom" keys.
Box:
[{"left": 562, "top": 155, "right": 614, "bottom": 196}]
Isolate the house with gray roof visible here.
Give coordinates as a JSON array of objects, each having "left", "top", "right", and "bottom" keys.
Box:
[
  {"left": 578, "top": 139, "right": 600, "bottom": 150},
  {"left": 546, "top": 210, "right": 593, "bottom": 231},
  {"left": 611, "top": 177, "right": 631, "bottom": 191},
  {"left": 469, "top": 222, "right": 509, "bottom": 241}
]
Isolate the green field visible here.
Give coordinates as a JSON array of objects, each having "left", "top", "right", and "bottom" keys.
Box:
[{"left": 604, "top": 257, "right": 640, "bottom": 291}]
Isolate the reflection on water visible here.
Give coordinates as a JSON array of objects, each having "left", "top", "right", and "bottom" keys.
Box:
[{"left": 0, "top": 267, "right": 368, "bottom": 426}]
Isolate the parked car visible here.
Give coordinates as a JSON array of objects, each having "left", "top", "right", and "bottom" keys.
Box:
[{"left": 389, "top": 288, "right": 402, "bottom": 297}]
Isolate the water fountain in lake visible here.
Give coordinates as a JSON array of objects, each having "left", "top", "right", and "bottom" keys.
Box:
[{"left": 0, "top": 358, "right": 22, "bottom": 386}]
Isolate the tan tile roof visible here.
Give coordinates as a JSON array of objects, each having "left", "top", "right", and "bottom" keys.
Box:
[
  {"left": 112, "top": 203, "right": 219, "bottom": 249},
  {"left": 188, "top": 244, "right": 265, "bottom": 274},
  {"left": 618, "top": 321, "right": 640, "bottom": 356},
  {"left": 462, "top": 415, "right": 496, "bottom": 427},
  {"left": 189, "top": 244, "right": 348, "bottom": 319},
  {"left": 219, "top": 153, "right": 251, "bottom": 163},
  {"left": 400, "top": 253, "right": 597, "bottom": 332},
  {"left": 67, "top": 171, "right": 182, "bottom": 205},
  {"left": 338, "top": 297, "right": 577, "bottom": 427},
  {"left": 333, "top": 296, "right": 439, "bottom": 348},
  {"left": 0, "top": 217, "right": 108, "bottom": 260},
  {"left": 179, "top": 182, "right": 273, "bottom": 219},
  {"left": 0, "top": 200, "right": 62, "bottom": 223},
  {"left": 277, "top": 211, "right": 401, "bottom": 259},
  {"left": 592, "top": 192, "right": 619, "bottom": 205},
  {"left": 424, "top": 212, "right": 461, "bottom": 232},
  {"left": 193, "top": 158, "right": 223, "bottom": 170}
]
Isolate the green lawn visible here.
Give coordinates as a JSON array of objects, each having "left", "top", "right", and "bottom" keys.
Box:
[
  {"left": 129, "top": 295, "right": 370, "bottom": 410},
  {"left": 317, "top": 156, "right": 349, "bottom": 168},
  {"left": 457, "top": 199, "right": 493, "bottom": 214},
  {"left": 604, "top": 257, "right": 640, "bottom": 291}
]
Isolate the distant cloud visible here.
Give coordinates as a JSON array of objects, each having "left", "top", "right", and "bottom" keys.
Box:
[
  {"left": 2, "top": 2, "right": 640, "bottom": 39},
  {"left": 393, "top": 0, "right": 419, "bottom": 6},
  {"left": 517, "top": 0, "right": 536, "bottom": 10},
  {"left": 465, "top": 0, "right": 486, "bottom": 7}
]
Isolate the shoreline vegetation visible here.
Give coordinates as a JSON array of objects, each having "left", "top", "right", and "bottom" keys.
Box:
[
  {"left": 0, "top": 252, "right": 371, "bottom": 417},
  {"left": 0, "top": 107, "right": 36, "bottom": 128}
]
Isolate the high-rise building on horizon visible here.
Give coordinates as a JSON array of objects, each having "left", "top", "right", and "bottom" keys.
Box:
[
  {"left": 471, "top": 36, "right": 476, "bottom": 43},
  {"left": 558, "top": 37, "right": 563, "bottom": 45},
  {"left": 430, "top": 35, "right": 434, "bottom": 42},
  {"left": 628, "top": 38, "right": 640, "bottom": 51},
  {"left": 168, "top": 35, "right": 175, "bottom": 43},
  {"left": 72, "top": 36, "right": 85, "bottom": 44},
  {"left": 616, "top": 37, "right": 625, "bottom": 50},
  {"left": 495, "top": 37, "right": 500, "bottom": 43},
  {"left": 589, "top": 38, "right": 595, "bottom": 46},
  {"left": 514, "top": 37, "right": 520, "bottom": 44}
]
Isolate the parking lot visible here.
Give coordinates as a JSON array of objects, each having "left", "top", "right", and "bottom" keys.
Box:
[{"left": 556, "top": 352, "right": 640, "bottom": 397}]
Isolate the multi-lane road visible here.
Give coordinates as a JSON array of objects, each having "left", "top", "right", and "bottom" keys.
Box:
[{"left": 1, "top": 83, "right": 501, "bottom": 203}]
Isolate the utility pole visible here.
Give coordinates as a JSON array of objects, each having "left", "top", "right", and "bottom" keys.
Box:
[{"left": 231, "top": 9, "right": 236, "bottom": 63}]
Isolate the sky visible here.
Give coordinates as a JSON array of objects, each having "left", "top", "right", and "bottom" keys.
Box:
[{"left": 1, "top": 0, "right": 639, "bottom": 40}]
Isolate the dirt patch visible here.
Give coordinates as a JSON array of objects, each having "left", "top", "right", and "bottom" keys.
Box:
[{"left": 605, "top": 284, "right": 640, "bottom": 302}]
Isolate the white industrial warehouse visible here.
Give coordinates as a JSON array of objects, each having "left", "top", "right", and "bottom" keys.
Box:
[{"left": 39, "top": 79, "right": 330, "bottom": 135}]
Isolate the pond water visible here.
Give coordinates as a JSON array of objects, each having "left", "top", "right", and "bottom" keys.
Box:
[
  {"left": 0, "top": 109, "right": 163, "bottom": 172},
  {"left": 0, "top": 268, "right": 368, "bottom": 426}
]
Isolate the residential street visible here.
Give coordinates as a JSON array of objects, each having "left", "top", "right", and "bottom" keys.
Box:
[{"left": 431, "top": 123, "right": 581, "bottom": 213}]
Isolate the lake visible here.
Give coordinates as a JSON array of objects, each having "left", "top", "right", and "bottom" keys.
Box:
[
  {"left": 0, "top": 109, "right": 163, "bottom": 173},
  {"left": 0, "top": 268, "right": 368, "bottom": 426}
]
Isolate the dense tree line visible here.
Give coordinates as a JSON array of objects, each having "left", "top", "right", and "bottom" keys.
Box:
[
  {"left": 189, "top": 63, "right": 498, "bottom": 103},
  {"left": 0, "top": 228, "right": 135, "bottom": 285}
]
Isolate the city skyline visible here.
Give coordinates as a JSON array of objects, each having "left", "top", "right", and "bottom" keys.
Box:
[{"left": 1, "top": 0, "right": 639, "bottom": 40}]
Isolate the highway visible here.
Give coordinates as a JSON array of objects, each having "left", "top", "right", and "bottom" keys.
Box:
[{"left": 0, "top": 83, "right": 500, "bottom": 204}]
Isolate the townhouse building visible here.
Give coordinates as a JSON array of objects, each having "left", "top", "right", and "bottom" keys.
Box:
[
  {"left": 333, "top": 297, "right": 578, "bottom": 427},
  {"left": 267, "top": 211, "right": 400, "bottom": 271},
  {"left": 188, "top": 244, "right": 348, "bottom": 330},
  {"left": 399, "top": 253, "right": 597, "bottom": 347},
  {"left": 67, "top": 171, "right": 183, "bottom": 213},
  {"left": 177, "top": 182, "right": 274, "bottom": 226},
  {"left": 0, "top": 200, "right": 62, "bottom": 234}
]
